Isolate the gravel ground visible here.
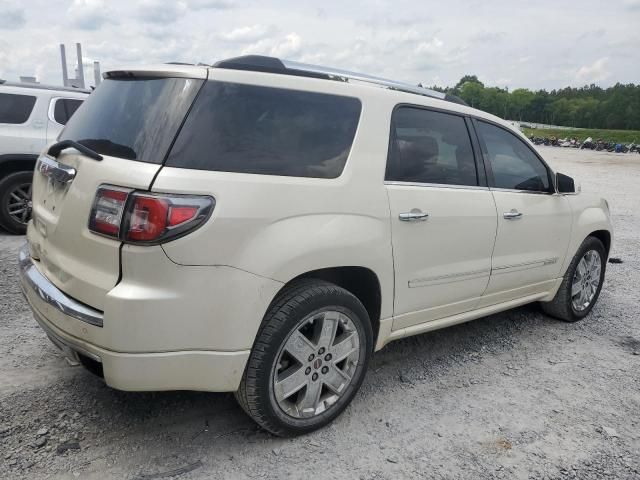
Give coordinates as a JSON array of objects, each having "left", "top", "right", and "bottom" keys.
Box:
[{"left": 0, "top": 146, "right": 638, "bottom": 480}]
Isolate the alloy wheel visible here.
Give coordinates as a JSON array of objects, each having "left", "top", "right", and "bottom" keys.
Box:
[
  {"left": 571, "top": 249, "right": 602, "bottom": 312},
  {"left": 272, "top": 309, "right": 360, "bottom": 419},
  {"left": 6, "top": 182, "right": 32, "bottom": 226}
]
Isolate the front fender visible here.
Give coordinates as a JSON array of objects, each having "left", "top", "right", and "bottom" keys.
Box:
[{"left": 560, "top": 196, "right": 612, "bottom": 275}]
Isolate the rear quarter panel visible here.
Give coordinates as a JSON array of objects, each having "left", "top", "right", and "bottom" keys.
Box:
[{"left": 153, "top": 86, "right": 396, "bottom": 321}]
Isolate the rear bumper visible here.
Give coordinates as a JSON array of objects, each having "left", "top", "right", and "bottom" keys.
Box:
[
  {"left": 19, "top": 244, "right": 104, "bottom": 327},
  {"left": 19, "top": 243, "right": 252, "bottom": 392}
]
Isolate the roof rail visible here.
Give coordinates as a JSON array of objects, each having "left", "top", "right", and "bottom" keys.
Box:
[{"left": 213, "top": 55, "right": 467, "bottom": 106}]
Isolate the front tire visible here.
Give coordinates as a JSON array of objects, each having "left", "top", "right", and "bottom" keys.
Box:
[
  {"left": 0, "top": 171, "right": 33, "bottom": 235},
  {"left": 235, "top": 279, "right": 373, "bottom": 436},
  {"left": 541, "top": 236, "right": 606, "bottom": 322}
]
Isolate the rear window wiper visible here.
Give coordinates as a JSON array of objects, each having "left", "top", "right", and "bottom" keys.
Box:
[{"left": 47, "top": 140, "right": 103, "bottom": 161}]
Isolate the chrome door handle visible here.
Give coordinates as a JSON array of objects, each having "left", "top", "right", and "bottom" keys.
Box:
[
  {"left": 399, "top": 210, "right": 429, "bottom": 222},
  {"left": 503, "top": 210, "right": 523, "bottom": 220}
]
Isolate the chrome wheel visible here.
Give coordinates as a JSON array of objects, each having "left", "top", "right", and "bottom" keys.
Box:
[
  {"left": 272, "top": 309, "right": 360, "bottom": 419},
  {"left": 6, "top": 182, "right": 32, "bottom": 226},
  {"left": 571, "top": 249, "right": 602, "bottom": 312}
]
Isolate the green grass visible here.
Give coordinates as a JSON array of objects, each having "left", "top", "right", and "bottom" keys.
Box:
[{"left": 522, "top": 127, "right": 640, "bottom": 144}]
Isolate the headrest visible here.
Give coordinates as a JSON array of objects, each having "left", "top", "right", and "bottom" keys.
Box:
[{"left": 395, "top": 136, "right": 439, "bottom": 179}]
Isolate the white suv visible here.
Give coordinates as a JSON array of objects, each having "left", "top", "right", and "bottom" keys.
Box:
[
  {"left": 0, "top": 81, "right": 88, "bottom": 233},
  {"left": 19, "top": 56, "right": 612, "bottom": 436}
]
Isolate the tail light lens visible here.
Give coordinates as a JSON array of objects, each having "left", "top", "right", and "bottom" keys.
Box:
[
  {"left": 89, "top": 187, "right": 130, "bottom": 238},
  {"left": 89, "top": 186, "right": 214, "bottom": 244}
]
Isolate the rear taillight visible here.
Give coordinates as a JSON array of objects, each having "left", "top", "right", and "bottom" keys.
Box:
[
  {"left": 88, "top": 186, "right": 214, "bottom": 244},
  {"left": 89, "top": 187, "right": 130, "bottom": 237}
]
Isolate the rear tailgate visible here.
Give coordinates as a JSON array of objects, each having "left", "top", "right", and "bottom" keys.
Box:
[
  {"left": 28, "top": 153, "right": 160, "bottom": 310},
  {"left": 26, "top": 67, "right": 206, "bottom": 310}
]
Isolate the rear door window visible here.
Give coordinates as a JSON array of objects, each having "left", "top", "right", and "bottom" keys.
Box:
[
  {"left": 60, "top": 77, "right": 203, "bottom": 163},
  {"left": 0, "top": 93, "right": 37, "bottom": 124},
  {"left": 386, "top": 107, "right": 478, "bottom": 186},
  {"left": 53, "top": 98, "right": 84, "bottom": 125},
  {"left": 165, "top": 82, "right": 362, "bottom": 178}
]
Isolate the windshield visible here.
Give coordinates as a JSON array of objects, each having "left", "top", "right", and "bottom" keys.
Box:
[{"left": 60, "top": 77, "right": 203, "bottom": 163}]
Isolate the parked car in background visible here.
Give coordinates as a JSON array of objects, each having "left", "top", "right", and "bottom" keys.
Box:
[
  {"left": 0, "top": 80, "right": 88, "bottom": 233},
  {"left": 19, "top": 57, "right": 612, "bottom": 436}
]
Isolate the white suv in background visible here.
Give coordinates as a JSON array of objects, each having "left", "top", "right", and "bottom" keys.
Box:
[
  {"left": 19, "top": 56, "right": 612, "bottom": 436},
  {"left": 0, "top": 81, "right": 88, "bottom": 233}
]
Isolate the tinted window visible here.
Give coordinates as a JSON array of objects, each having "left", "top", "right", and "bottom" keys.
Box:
[
  {"left": 53, "top": 98, "right": 83, "bottom": 125},
  {"left": 166, "top": 82, "right": 362, "bottom": 178},
  {"left": 0, "top": 93, "right": 37, "bottom": 124},
  {"left": 60, "top": 77, "right": 203, "bottom": 163},
  {"left": 477, "top": 121, "right": 550, "bottom": 192},
  {"left": 386, "top": 107, "right": 478, "bottom": 186}
]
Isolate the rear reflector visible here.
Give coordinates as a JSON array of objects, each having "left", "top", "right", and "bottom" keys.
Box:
[
  {"left": 88, "top": 186, "right": 214, "bottom": 244},
  {"left": 168, "top": 205, "right": 198, "bottom": 226}
]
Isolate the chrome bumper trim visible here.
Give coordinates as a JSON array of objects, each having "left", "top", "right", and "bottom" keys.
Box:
[{"left": 18, "top": 243, "right": 104, "bottom": 327}]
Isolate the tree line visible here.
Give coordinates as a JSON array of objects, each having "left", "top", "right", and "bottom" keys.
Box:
[{"left": 428, "top": 76, "right": 640, "bottom": 130}]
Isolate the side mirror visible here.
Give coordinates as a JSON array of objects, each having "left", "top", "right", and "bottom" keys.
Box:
[{"left": 556, "top": 172, "right": 577, "bottom": 194}]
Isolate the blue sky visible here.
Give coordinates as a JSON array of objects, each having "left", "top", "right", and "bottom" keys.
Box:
[{"left": 1, "top": 0, "right": 639, "bottom": 90}]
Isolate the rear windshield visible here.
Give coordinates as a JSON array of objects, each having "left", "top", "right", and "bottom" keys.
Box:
[
  {"left": 60, "top": 77, "right": 203, "bottom": 163},
  {"left": 0, "top": 93, "right": 37, "bottom": 124},
  {"left": 165, "top": 81, "right": 362, "bottom": 178}
]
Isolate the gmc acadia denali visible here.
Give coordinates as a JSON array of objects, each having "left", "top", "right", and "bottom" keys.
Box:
[{"left": 19, "top": 56, "right": 612, "bottom": 436}]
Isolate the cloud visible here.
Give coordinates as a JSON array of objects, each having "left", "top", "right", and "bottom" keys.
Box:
[
  {"left": 414, "top": 37, "right": 444, "bottom": 55},
  {"left": 68, "top": 0, "right": 115, "bottom": 30},
  {"left": 576, "top": 57, "right": 611, "bottom": 83},
  {"left": 220, "top": 24, "right": 275, "bottom": 42},
  {"left": 471, "top": 31, "right": 506, "bottom": 43},
  {"left": 271, "top": 33, "right": 302, "bottom": 57},
  {"left": 136, "top": 0, "right": 188, "bottom": 24},
  {"left": 624, "top": 0, "right": 640, "bottom": 10},
  {"left": 187, "top": 0, "right": 235, "bottom": 9},
  {"left": 0, "top": 3, "right": 26, "bottom": 29},
  {"left": 1, "top": 0, "right": 638, "bottom": 90},
  {"left": 242, "top": 33, "right": 302, "bottom": 58}
]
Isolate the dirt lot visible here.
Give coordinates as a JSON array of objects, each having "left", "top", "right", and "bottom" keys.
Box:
[{"left": 1, "top": 146, "right": 638, "bottom": 479}]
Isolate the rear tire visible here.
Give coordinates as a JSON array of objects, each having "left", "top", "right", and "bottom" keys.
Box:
[
  {"left": 0, "top": 171, "right": 33, "bottom": 235},
  {"left": 541, "top": 236, "right": 606, "bottom": 322},
  {"left": 235, "top": 279, "right": 373, "bottom": 437}
]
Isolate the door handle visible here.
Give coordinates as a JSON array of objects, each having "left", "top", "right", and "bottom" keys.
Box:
[
  {"left": 503, "top": 210, "right": 523, "bottom": 220},
  {"left": 399, "top": 210, "right": 429, "bottom": 222}
]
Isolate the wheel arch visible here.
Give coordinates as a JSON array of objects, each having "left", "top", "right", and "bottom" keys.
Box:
[
  {"left": 0, "top": 155, "right": 38, "bottom": 179},
  {"left": 560, "top": 198, "right": 613, "bottom": 276},
  {"left": 271, "top": 266, "right": 383, "bottom": 349},
  {"left": 588, "top": 229, "right": 611, "bottom": 257}
]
